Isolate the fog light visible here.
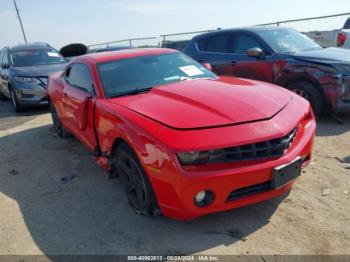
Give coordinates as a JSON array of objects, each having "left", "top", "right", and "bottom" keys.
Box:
[
  {"left": 194, "top": 190, "right": 215, "bottom": 207},
  {"left": 195, "top": 191, "right": 206, "bottom": 203}
]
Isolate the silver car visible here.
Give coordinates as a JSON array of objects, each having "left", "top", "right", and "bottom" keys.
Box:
[{"left": 0, "top": 43, "right": 66, "bottom": 112}]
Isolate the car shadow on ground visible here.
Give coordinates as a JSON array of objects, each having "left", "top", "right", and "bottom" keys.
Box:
[
  {"left": 0, "top": 124, "right": 288, "bottom": 255},
  {"left": 316, "top": 113, "right": 350, "bottom": 137},
  {"left": 0, "top": 100, "right": 49, "bottom": 130}
]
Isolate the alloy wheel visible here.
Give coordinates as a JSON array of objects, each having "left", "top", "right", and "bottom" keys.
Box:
[{"left": 117, "top": 152, "right": 147, "bottom": 213}]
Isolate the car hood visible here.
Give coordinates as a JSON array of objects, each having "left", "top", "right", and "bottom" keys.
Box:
[
  {"left": 11, "top": 63, "right": 66, "bottom": 77},
  {"left": 293, "top": 47, "right": 350, "bottom": 64},
  {"left": 108, "top": 78, "right": 292, "bottom": 130}
]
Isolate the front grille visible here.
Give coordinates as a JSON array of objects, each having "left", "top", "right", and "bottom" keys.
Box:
[
  {"left": 37, "top": 77, "right": 48, "bottom": 88},
  {"left": 209, "top": 128, "right": 298, "bottom": 164},
  {"left": 226, "top": 181, "right": 271, "bottom": 202}
]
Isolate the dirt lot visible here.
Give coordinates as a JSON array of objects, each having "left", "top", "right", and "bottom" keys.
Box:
[{"left": 0, "top": 99, "right": 349, "bottom": 256}]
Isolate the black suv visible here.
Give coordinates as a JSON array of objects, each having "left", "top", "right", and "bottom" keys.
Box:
[
  {"left": 184, "top": 26, "right": 350, "bottom": 117},
  {"left": 0, "top": 43, "right": 66, "bottom": 112}
]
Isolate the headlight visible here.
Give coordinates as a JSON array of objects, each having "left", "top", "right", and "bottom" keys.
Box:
[
  {"left": 177, "top": 151, "right": 209, "bottom": 165},
  {"left": 15, "top": 76, "right": 40, "bottom": 84},
  {"left": 332, "top": 64, "right": 350, "bottom": 74},
  {"left": 335, "top": 73, "right": 348, "bottom": 96}
]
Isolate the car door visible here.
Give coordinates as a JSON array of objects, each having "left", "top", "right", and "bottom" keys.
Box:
[
  {"left": 229, "top": 32, "right": 274, "bottom": 82},
  {"left": 0, "top": 49, "right": 11, "bottom": 97},
  {"left": 193, "top": 33, "right": 234, "bottom": 75},
  {"left": 62, "top": 63, "right": 97, "bottom": 150}
]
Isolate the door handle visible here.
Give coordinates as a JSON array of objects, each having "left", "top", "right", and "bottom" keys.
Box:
[
  {"left": 63, "top": 92, "right": 68, "bottom": 97},
  {"left": 231, "top": 61, "right": 237, "bottom": 65}
]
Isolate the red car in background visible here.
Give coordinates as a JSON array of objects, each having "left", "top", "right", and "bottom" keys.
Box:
[{"left": 47, "top": 48, "right": 315, "bottom": 220}]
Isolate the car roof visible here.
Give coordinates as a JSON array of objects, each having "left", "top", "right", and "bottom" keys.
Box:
[
  {"left": 192, "top": 26, "right": 290, "bottom": 39},
  {"left": 74, "top": 48, "right": 178, "bottom": 64},
  {"left": 10, "top": 42, "right": 52, "bottom": 51}
]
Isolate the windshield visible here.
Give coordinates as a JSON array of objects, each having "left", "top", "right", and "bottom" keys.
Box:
[
  {"left": 10, "top": 49, "right": 66, "bottom": 67},
  {"left": 257, "top": 28, "right": 322, "bottom": 53},
  {"left": 97, "top": 52, "right": 217, "bottom": 98}
]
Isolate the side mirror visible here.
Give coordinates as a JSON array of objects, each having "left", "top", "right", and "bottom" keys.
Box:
[
  {"left": 247, "top": 47, "right": 265, "bottom": 60},
  {"left": 202, "top": 63, "right": 212, "bottom": 71}
]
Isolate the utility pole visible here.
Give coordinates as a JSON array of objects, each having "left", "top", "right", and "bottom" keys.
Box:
[{"left": 13, "top": 0, "right": 28, "bottom": 43}]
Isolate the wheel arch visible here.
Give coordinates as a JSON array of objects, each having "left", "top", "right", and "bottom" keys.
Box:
[
  {"left": 111, "top": 137, "right": 129, "bottom": 156},
  {"left": 286, "top": 76, "right": 320, "bottom": 90},
  {"left": 281, "top": 75, "right": 327, "bottom": 102},
  {"left": 285, "top": 76, "right": 329, "bottom": 118},
  {"left": 108, "top": 134, "right": 147, "bottom": 168},
  {"left": 109, "top": 135, "right": 161, "bottom": 216}
]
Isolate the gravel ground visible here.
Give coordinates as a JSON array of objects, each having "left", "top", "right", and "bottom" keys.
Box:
[{"left": 0, "top": 99, "right": 349, "bottom": 256}]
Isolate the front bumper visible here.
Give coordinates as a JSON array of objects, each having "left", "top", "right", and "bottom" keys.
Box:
[
  {"left": 326, "top": 74, "right": 350, "bottom": 112},
  {"left": 336, "top": 74, "right": 350, "bottom": 112},
  {"left": 148, "top": 119, "right": 316, "bottom": 221},
  {"left": 14, "top": 84, "right": 48, "bottom": 106}
]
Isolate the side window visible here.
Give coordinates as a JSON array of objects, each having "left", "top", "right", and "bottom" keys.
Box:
[
  {"left": 205, "top": 34, "right": 230, "bottom": 53},
  {"left": 66, "top": 64, "right": 93, "bottom": 93},
  {"left": 197, "top": 38, "right": 208, "bottom": 51},
  {"left": 64, "top": 67, "right": 71, "bottom": 79},
  {"left": 232, "top": 34, "right": 264, "bottom": 54}
]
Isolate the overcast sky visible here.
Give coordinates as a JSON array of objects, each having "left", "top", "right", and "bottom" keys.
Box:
[{"left": 0, "top": 0, "right": 349, "bottom": 49}]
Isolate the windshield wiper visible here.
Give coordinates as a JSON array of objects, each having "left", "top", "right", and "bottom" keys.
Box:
[
  {"left": 111, "top": 87, "right": 153, "bottom": 98},
  {"left": 179, "top": 76, "right": 213, "bottom": 82},
  {"left": 194, "top": 77, "right": 213, "bottom": 80},
  {"left": 179, "top": 76, "right": 192, "bottom": 81}
]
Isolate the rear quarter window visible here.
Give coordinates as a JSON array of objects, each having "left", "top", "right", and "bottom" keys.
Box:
[
  {"left": 67, "top": 64, "right": 93, "bottom": 93},
  {"left": 197, "top": 38, "right": 208, "bottom": 51},
  {"left": 200, "top": 34, "right": 230, "bottom": 53}
]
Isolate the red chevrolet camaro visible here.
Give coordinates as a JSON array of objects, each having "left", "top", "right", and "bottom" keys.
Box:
[{"left": 47, "top": 48, "right": 316, "bottom": 220}]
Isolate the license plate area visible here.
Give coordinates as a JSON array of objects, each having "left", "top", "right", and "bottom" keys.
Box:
[{"left": 271, "top": 157, "right": 302, "bottom": 189}]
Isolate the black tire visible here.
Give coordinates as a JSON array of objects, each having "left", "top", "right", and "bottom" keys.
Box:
[
  {"left": 113, "top": 143, "right": 161, "bottom": 216},
  {"left": 9, "top": 88, "right": 23, "bottom": 113},
  {"left": 288, "top": 81, "right": 325, "bottom": 119},
  {"left": 50, "top": 101, "right": 71, "bottom": 138}
]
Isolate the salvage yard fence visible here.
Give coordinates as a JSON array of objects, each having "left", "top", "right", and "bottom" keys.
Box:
[
  {"left": 160, "top": 29, "right": 218, "bottom": 49},
  {"left": 88, "top": 36, "right": 159, "bottom": 50},
  {"left": 87, "top": 12, "right": 350, "bottom": 50},
  {"left": 257, "top": 12, "right": 350, "bottom": 32}
]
